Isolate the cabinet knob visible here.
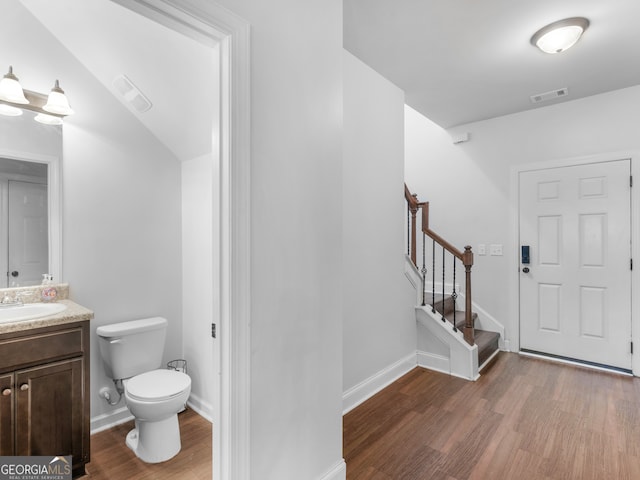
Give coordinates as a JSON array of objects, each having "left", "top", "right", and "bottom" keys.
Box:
[
  {"left": 19, "top": 384, "right": 29, "bottom": 391},
  {"left": 1, "top": 388, "right": 11, "bottom": 396}
]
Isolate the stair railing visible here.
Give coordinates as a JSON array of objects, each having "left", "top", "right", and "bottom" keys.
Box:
[{"left": 405, "top": 184, "right": 475, "bottom": 346}]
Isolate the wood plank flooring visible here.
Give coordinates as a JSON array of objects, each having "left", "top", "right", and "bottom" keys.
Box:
[
  {"left": 82, "top": 408, "right": 211, "bottom": 479},
  {"left": 344, "top": 352, "right": 640, "bottom": 480}
]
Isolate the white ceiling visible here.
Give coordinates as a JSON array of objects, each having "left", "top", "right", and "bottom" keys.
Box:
[
  {"left": 19, "top": 0, "right": 217, "bottom": 162},
  {"left": 344, "top": 0, "right": 640, "bottom": 128}
]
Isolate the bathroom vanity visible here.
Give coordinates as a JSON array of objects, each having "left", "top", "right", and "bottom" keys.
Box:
[{"left": 0, "top": 290, "right": 92, "bottom": 478}]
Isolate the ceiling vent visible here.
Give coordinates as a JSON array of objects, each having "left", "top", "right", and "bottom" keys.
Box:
[
  {"left": 112, "top": 74, "right": 152, "bottom": 113},
  {"left": 530, "top": 87, "right": 569, "bottom": 104}
]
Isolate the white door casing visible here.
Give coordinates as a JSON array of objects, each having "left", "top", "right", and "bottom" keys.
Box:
[{"left": 519, "top": 159, "right": 632, "bottom": 370}]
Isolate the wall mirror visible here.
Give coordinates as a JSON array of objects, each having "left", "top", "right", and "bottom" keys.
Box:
[{"left": 0, "top": 111, "right": 62, "bottom": 288}]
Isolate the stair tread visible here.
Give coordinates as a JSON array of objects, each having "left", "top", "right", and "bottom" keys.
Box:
[{"left": 476, "top": 330, "right": 500, "bottom": 366}]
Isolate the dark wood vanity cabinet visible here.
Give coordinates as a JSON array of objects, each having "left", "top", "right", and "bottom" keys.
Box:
[{"left": 0, "top": 320, "right": 90, "bottom": 478}]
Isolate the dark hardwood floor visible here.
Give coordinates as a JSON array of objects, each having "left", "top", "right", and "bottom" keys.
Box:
[
  {"left": 344, "top": 352, "right": 640, "bottom": 480},
  {"left": 83, "top": 408, "right": 211, "bottom": 479}
]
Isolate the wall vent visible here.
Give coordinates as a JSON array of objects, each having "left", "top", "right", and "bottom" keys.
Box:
[
  {"left": 530, "top": 87, "right": 569, "bottom": 104},
  {"left": 112, "top": 74, "right": 152, "bottom": 113}
]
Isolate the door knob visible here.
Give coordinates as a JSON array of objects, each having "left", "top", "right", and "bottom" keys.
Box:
[
  {"left": 522, "top": 267, "right": 530, "bottom": 273},
  {"left": 10, "top": 271, "right": 18, "bottom": 277}
]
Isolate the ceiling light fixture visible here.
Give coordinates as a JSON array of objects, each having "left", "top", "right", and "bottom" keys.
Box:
[
  {"left": 531, "top": 17, "right": 589, "bottom": 54},
  {"left": 0, "top": 66, "right": 74, "bottom": 124}
]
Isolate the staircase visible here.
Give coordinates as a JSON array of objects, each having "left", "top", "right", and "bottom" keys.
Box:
[
  {"left": 431, "top": 295, "right": 500, "bottom": 368},
  {"left": 405, "top": 183, "right": 503, "bottom": 380}
]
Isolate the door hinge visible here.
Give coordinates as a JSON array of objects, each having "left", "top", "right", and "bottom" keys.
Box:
[
  {"left": 632, "top": 341, "right": 634, "bottom": 355},
  {"left": 631, "top": 175, "right": 633, "bottom": 187},
  {"left": 631, "top": 258, "right": 633, "bottom": 271},
  {"left": 211, "top": 323, "right": 217, "bottom": 338}
]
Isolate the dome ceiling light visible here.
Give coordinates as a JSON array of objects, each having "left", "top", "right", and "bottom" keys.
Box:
[{"left": 531, "top": 17, "right": 590, "bottom": 54}]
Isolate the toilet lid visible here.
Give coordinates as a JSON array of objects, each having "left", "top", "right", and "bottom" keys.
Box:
[{"left": 126, "top": 369, "right": 191, "bottom": 401}]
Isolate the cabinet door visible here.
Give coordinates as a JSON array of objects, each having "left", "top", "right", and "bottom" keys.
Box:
[
  {"left": 0, "top": 373, "right": 14, "bottom": 456},
  {"left": 15, "top": 358, "right": 84, "bottom": 462}
]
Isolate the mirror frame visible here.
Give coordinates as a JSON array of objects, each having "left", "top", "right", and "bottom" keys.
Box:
[{"left": 0, "top": 147, "right": 62, "bottom": 285}]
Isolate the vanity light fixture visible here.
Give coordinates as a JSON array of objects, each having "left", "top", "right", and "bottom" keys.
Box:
[
  {"left": 531, "top": 17, "right": 590, "bottom": 54},
  {"left": 0, "top": 66, "right": 29, "bottom": 104},
  {"left": 43, "top": 80, "right": 74, "bottom": 116},
  {"left": 0, "top": 66, "right": 74, "bottom": 124}
]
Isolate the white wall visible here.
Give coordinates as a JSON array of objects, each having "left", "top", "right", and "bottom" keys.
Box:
[
  {"left": 343, "top": 51, "right": 416, "bottom": 404},
  {"left": 405, "top": 85, "right": 640, "bottom": 350},
  {"left": 182, "top": 153, "right": 214, "bottom": 419},
  {"left": 212, "top": 1, "right": 344, "bottom": 479},
  {"left": 1, "top": 3, "right": 183, "bottom": 424}
]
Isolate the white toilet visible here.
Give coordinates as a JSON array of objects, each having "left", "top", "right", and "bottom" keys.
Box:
[{"left": 96, "top": 317, "right": 191, "bottom": 463}]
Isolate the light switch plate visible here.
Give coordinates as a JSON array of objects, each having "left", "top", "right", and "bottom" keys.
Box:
[{"left": 490, "top": 244, "right": 503, "bottom": 256}]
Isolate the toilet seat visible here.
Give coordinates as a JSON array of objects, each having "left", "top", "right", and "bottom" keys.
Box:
[{"left": 126, "top": 369, "right": 191, "bottom": 402}]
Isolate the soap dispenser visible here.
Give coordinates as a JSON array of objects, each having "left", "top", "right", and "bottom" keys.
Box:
[{"left": 41, "top": 274, "right": 57, "bottom": 302}]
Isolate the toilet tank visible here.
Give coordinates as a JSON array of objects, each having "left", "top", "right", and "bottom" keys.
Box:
[{"left": 96, "top": 317, "right": 168, "bottom": 380}]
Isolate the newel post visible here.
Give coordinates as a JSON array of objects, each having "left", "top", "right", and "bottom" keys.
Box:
[
  {"left": 462, "top": 245, "right": 474, "bottom": 346},
  {"left": 409, "top": 194, "right": 419, "bottom": 265}
]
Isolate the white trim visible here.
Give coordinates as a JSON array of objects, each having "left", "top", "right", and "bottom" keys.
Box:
[
  {"left": 0, "top": 149, "right": 62, "bottom": 285},
  {"left": 509, "top": 151, "right": 640, "bottom": 376},
  {"left": 114, "top": 2, "right": 252, "bottom": 479},
  {"left": 90, "top": 406, "right": 134, "bottom": 435},
  {"left": 186, "top": 393, "right": 214, "bottom": 423},
  {"left": 342, "top": 353, "right": 416, "bottom": 415},
  {"left": 416, "top": 350, "right": 450, "bottom": 374},
  {"left": 317, "top": 460, "right": 347, "bottom": 480}
]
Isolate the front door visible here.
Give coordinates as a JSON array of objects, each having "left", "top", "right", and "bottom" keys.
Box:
[{"left": 519, "top": 159, "right": 632, "bottom": 370}]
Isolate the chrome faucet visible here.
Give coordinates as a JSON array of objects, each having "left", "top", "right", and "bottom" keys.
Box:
[{"left": 0, "top": 292, "right": 23, "bottom": 307}]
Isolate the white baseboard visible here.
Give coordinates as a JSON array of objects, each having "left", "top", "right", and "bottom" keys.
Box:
[
  {"left": 186, "top": 392, "right": 213, "bottom": 422},
  {"left": 416, "top": 350, "right": 449, "bottom": 374},
  {"left": 342, "top": 353, "right": 416, "bottom": 415},
  {"left": 318, "top": 460, "right": 346, "bottom": 480},
  {"left": 90, "top": 406, "right": 134, "bottom": 435}
]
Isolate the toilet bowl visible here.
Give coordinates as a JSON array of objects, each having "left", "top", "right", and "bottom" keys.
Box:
[
  {"left": 96, "top": 317, "right": 193, "bottom": 464},
  {"left": 123, "top": 369, "right": 191, "bottom": 463}
]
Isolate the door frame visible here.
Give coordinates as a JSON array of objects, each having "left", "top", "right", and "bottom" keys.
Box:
[
  {"left": 111, "top": 1, "right": 251, "bottom": 479},
  {"left": 508, "top": 150, "right": 640, "bottom": 376}
]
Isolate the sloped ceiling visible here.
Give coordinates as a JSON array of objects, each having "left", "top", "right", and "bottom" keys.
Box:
[
  {"left": 19, "top": 0, "right": 217, "bottom": 162},
  {"left": 345, "top": 0, "right": 640, "bottom": 128}
]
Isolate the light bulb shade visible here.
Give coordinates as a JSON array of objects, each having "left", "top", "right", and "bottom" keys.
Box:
[
  {"left": 0, "top": 103, "right": 23, "bottom": 116},
  {"left": 531, "top": 17, "right": 589, "bottom": 54},
  {"left": 34, "top": 113, "right": 63, "bottom": 125},
  {"left": 0, "top": 66, "right": 29, "bottom": 104},
  {"left": 43, "top": 80, "right": 74, "bottom": 115}
]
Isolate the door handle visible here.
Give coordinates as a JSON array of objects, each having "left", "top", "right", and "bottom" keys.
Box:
[{"left": 522, "top": 267, "right": 530, "bottom": 273}]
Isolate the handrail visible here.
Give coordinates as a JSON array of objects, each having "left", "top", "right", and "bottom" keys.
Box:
[{"left": 405, "top": 183, "right": 474, "bottom": 345}]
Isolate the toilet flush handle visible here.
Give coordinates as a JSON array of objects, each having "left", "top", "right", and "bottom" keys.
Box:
[{"left": 109, "top": 338, "right": 123, "bottom": 344}]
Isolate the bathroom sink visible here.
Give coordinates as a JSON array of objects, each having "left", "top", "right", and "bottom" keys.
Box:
[{"left": 0, "top": 303, "right": 67, "bottom": 324}]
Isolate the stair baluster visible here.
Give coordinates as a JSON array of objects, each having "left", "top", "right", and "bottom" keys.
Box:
[
  {"left": 452, "top": 257, "right": 457, "bottom": 333},
  {"left": 431, "top": 239, "right": 436, "bottom": 315}
]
